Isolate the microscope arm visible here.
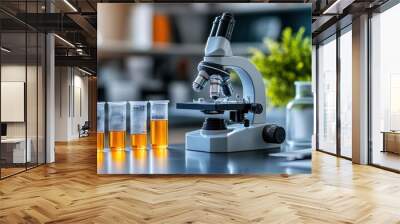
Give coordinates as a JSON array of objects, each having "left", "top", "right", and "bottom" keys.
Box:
[{"left": 204, "top": 56, "right": 267, "bottom": 124}]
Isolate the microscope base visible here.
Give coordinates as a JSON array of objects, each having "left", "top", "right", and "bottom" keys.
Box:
[{"left": 185, "top": 123, "right": 279, "bottom": 152}]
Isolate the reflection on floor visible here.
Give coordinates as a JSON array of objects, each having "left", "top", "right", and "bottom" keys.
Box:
[
  {"left": 0, "top": 167, "right": 25, "bottom": 177},
  {"left": 0, "top": 162, "right": 42, "bottom": 178},
  {"left": 97, "top": 145, "right": 311, "bottom": 175},
  {"left": 373, "top": 150, "right": 400, "bottom": 171}
]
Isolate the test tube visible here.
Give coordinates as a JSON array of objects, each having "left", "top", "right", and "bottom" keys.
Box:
[
  {"left": 150, "top": 100, "right": 169, "bottom": 149},
  {"left": 129, "top": 101, "right": 148, "bottom": 149},
  {"left": 108, "top": 102, "right": 127, "bottom": 150},
  {"left": 97, "top": 102, "right": 105, "bottom": 150}
]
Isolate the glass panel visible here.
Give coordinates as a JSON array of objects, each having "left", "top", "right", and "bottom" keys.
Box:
[
  {"left": 1, "top": 30, "right": 27, "bottom": 177},
  {"left": 339, "top": 28, "right": 352, "bottom": 158},
  {"left": 371, "top": 4, "right": 400, "bottom": 171},
  {"left": 317, "top": 36, "right": 337, "bottom": 154},
  {"left": 38, "top": 32, "right": 45, "bottom": 165},
  {"left": 26, "top": 0, "right": 39, "bottom": 169},
  {"left": 0, "top": 1, "right": 46, "bottom": 178},
  {"left": 27, "top": 31, "right": 38, "bottom": 169}
]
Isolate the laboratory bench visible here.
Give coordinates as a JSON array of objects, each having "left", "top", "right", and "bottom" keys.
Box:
[{"left": 97, "top": 127, "right": 311, "bottom": 175}]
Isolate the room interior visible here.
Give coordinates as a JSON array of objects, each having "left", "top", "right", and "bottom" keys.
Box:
[{"left": 0, "top": 0, "right": 400, "bottom": 222}]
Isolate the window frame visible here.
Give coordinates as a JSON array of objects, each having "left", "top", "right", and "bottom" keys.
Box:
[
  {"left": 367, "top": 1, "right": 400, "bottom": 173},
  {"left": 315, "top": 21, "right": 353, "bottom": 161}
]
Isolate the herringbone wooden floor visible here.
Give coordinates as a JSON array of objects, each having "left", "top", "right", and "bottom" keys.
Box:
[{"left": 1, "top": 136, "right": 400, "bottom": 224}]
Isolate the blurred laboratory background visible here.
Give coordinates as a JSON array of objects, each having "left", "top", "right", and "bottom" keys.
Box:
[{"left": 97, "top": 3, "right": 311, "bottom": 127}]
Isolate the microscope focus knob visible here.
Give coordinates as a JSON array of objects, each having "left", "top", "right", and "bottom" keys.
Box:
[
  {"left": 262, "top": 125, "right": 285, "bottom": 144},
  {"left": 250, "top": 103, "right": 263, "bottom": 114}
]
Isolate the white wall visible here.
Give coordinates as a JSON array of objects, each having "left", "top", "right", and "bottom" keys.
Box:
[
  {"left": 1, "top": 65, "right": 36, "bottom": 138},
  {"left": 1, "top": 65, "right": 26, "bottom": 146},
  {"left": 55, "top": 67, "right": 89, "bottom": 141},
  {"left": 55, "top": 66, "right": 69, "bottom": 141},
  {"left": 1, "top": 64, "right": 46, "bottom": 164},
  {"left": 1, "top": 65, "right": 26, "bottom": 137}
]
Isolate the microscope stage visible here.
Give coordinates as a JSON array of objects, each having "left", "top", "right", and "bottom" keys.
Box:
[{"left": 176, "top": 102, "right": 252, "bottom": 112}]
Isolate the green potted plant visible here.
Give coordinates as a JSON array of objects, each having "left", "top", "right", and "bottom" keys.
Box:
[{"left": 250, "top": 27, "right": 311, "bottom": 107}]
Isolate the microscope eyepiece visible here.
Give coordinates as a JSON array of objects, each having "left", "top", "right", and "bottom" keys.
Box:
[
  {"left": 216, "top": 12, "right": 235, "bottom": 40},
  {"left": 209, "top": 16, "right": 220, "bottom": 37}
]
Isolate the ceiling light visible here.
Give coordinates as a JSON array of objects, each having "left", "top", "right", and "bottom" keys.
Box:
[
  {"left": 63, "top": 0, "right": 78, "bottom": 12},
  {"left": 1, "top": 47, "right": 11, "bottom": 53},
  {"left": 54, "top": 34, "right": 75, "bottom": 48},
  {"left": 78, "top": 67, "right": 93, "bottom": 76}
]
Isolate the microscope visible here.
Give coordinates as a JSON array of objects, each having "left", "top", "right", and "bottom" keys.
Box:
[{"left": 176, "top": 12, "right": 286, "bottom": 152}]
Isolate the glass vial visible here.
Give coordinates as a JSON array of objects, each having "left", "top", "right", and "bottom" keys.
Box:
[
  {"left": 108, "top": 102, "right": 127, "bottom": 150},
  {"left": 286, "top": 82, "right": 314, "bottom": 147},
  {"left": 97, "top": 102, "right": 105, "bottom": 150},
  {"left": 129, "top": 101, "right": 148, "bottom": 149},
  {"left": 150, "top": 100, "right": 169, "bottom": 149}
]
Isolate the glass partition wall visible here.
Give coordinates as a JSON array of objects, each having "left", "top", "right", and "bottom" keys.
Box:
[
  {"left": 316, "top": 25, "right": 353, "bottom": 159},
  {"left": 339, "top": 26, "right": 352, "bottom": 159},
  {"left": 0, "top": 30, "right": 27, "bottom": 177},
  {"left": 0, "top": 2, "right": 46, "bottom": 179},
  {"left": 316, "top": 0, "right": 400, "bottom": 172},
  {"left": 370, "top": 3, "right": 400, "bottom": 171},
  {"left": 317, "top": 35, "right": 337, "bottom": 155}
]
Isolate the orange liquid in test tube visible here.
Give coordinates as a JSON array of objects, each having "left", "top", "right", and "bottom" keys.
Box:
[
  {"left": 97, "top": 132, "right": 104, "bottom": 149},
  {"left": 130, "top": 133, "right": 147, "bottom": 149},
  {"left": 109, "top": 131, "right": 126, "bottom": 150},
  {"left": 150, "top": 120, "right": 168, "bottom": 149}
]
